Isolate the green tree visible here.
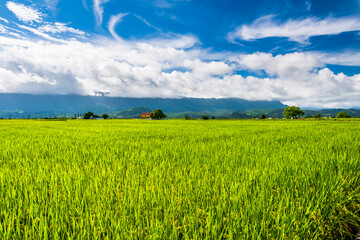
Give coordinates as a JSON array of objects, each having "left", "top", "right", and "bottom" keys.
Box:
[
  {"left": 259, "top": 114, "right": 266, "bottom": 119},
  {"left": 83, "top": 112, "right": 94, "bottom": 119},
  {"left": 202, "top": 115, "right": 209, "bottom": 120},
  {"left": 337, "top": 111, "right": 350, "bottom": 118},
  {"left": 283, "top": 106, "right": 304, "bottom": 119},
  {"left": 314, "top": 113, "right": 322, "bottom": 119},
  {"left": 184, "top": 115, "right": 191, "bottom": 120},
  {"left": 151, "top": 109, "right": 167, "bottom": 120},
  {"left": 102, "top": 114, "right": 109, "bottom": 120}
]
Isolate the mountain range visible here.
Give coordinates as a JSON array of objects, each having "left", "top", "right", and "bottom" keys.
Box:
[
  {"left": 0, "top": 93, "right": 359, "bottom": 119},
  {"left": 0, "top": 93, "right": 286, "bottom": 118}
]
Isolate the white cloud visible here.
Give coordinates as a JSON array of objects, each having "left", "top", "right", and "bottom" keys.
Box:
[
  {"left": 316, "top": 52, "right": 360, "bottom": 67},
  {"left": 6, "top": 1, "right": 44, "bottom": 23},
  {"left": 232, "top": 52, "right": 322, "bottom": 78},
  {"left": 107, "top": 13, "right": 128, "bottom": 40},
  {"left": 154, "top": 0, "right": 192, "bottom": 8},
  {"left": 82, "top": 0, "right": 89, "bottom": 10},
  {"left": 133, "top": 14, "right": 163, "bottom": 33},
  {"left": 45, "top": 0, "right": 60, "bottom": 12},
  {"left": 93, "top": 0, "right": 110, "bottom": 26},
  {"left": 228, "top": 52, "right": 360, "bottom": 108},
  {"left": 1, "top": 2, "right": 360, "bottom": 109},
  {"left": 228, "top": 15, "right": 360, "bottom": 43},
  {"left": 155, "top": 0, "right": 173, "bottom": 8},
  {"left": 17, "top": 25, "right": 64, "bottom": 42},
  {"left": 146, "top": 34, "right": 199, "bottom": 49},
  {"left": 0, "top": 17, "right": 9, "bottom": 23},
  {"left": 38, "top": 22, "right": 86, "bottom": 36},
  {"left": 0, "top": 25, "right": 8, "bottom": 34},
  {"left": 0, "top": 24, "right": 22, "bottom": 38},
  {"left": 0, "top": 34, "right": 359, "bottom": 108}
]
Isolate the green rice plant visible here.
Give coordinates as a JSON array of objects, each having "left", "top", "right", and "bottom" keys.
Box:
[{"left": 0, "top": 119, "right": 358, "bottom": 239}]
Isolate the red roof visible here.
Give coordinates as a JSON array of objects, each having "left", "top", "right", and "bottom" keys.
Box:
[{"left": 141, "top": 113, "right": 152, "bottom": 117}]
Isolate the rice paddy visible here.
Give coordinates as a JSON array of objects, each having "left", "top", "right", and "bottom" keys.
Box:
[{"left": 0, "top": 119, "right": 359, "bottom": 239}]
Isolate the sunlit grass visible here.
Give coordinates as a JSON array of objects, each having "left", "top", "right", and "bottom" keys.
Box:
[{"left": 0, "top": 119, "right": 359, "bottom": 239}]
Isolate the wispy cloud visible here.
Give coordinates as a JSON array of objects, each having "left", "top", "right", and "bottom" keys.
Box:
[
  {"left": 0, "top": 17, "right": 9, "bottom": 23},
  {"left": 38, "top": 22, "right": 86, "bottom": 36},
  {"left": 107, "top": 13, "right": 128, "bottom": 40},
  {"left": 133, "top": 14, "right": 163, "bottom": 33},
  {"left": 93, "top": 0, "right": 110, "bottom": 26},
  {"left": 45, "top": 0, "right": 60, "bottom": 12},
  {"left": 17, "top": 24, "right": 64, "bottom": 42},
  {"left": 305, "top": 0, "right": 311, "bottom": 11},
  {"left": 155, "top": 0, "right": 173, "bottom": 8},
  {"left": 154, "top": 0, "right": 192, "bottom": 8},
  {"left": 82, "top": 0, "right": 89, "bottom": 10},
  {"left": 6, "top": 1, "right": 44, "bottom": 23},
  {"left": 228, "top": 15, "right": 360, "bottom": 43}
]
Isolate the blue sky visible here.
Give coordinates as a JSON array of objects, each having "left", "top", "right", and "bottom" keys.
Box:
[{"left": 0, "top": 0, "right": 359, "bottom": 108}]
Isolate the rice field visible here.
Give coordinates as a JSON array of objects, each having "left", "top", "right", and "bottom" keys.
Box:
[{"left": 0, "top": 119, "right": 359, "bottom": 239}]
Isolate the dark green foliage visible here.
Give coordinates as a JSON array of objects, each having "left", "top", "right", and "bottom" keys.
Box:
[
  {"left": 337, "top": 111, "right": 351, "bottom": 118},
  {"left": 83, "top": 112, "right": 94, "bottom": 119},
  {"left": 184, "top": 115, "right": 191, "bottom": 120},
  {"left": 283, "top": 106, "right": 305, "bottom": 119},
  {"left": 229, "top": 112, "right": 252, "bottom": 119},
  {"left": 151, "top": 109, "right": 167, "bottom": 120},
  {"left": 211, "top": 116, "right": 216, "bottom": 119},
  {"left": 259, "top": 114, "right": 266, "bottom": 119},
  {"left": 102, "top": 114, "right": 109, "bottom": 120},
  {"left": 202, "top": 115, "right": 209, "bottom": 120},
  {"left": 314, "top": 113, "right": 322, "bottom": 119}
]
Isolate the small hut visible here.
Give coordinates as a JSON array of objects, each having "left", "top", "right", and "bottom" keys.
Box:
[{"left": 140, "top": 113, "right": 152, "bottom": 119}]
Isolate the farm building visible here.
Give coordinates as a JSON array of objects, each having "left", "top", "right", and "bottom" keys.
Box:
[{"left": 140, "top": 113, "right": 152, "bottom": 119}]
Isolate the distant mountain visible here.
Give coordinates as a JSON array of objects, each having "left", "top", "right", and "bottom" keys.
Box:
[
  {"left": 229, "top": 108, "right": 360, "bottom": 119},
  {"left": 116, "top": 107, "right": 151, "bottom": 119},
  {"left": 0, "top": 93, "right": 287, "bottom": 117}
]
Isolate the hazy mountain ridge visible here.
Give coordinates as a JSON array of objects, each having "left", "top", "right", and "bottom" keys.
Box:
[
  {"left": 0, "top": 94, "right": 359, "bottom": 119},
  {"left": 0, "top": 93, "right": 286, "bottom": 117}
]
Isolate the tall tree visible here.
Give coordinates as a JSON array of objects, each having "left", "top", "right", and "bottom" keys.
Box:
[
  {"left": 151, "top": 109, "right": 167, "bottom": 120},
  {"left": 336, "top": 111, "right": 350, "bottom": 118},
  {"left": 283, "top": 106, "right": 304, "bottom": 119},
  {"left": 83, "top": 112, "right": 94, "bottom": 119}
]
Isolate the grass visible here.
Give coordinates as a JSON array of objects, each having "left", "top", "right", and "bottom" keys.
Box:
[{"left": 0, "top": 119, "right": 359, "bottom": 239}]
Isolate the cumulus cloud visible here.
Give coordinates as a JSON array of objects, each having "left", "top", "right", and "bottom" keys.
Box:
[
  {"left": 0, "top": 34, "right": 359, "bottom": 108},
  {"left": 228, "top": 52, "right": 360, "bottom": 108},
  {"left": 228, "top": 15, "right": 360, "bottom": 43},
  {"left": 1, "top": 1, "right": 360, "bottom": 108},
  {"left": 6, "top": 1, "right": 44, "bottom": 23},
  {"left": 231, "top": 52, "right": 322, "bottom": 78},
  {"left": 93, "top": 0, "right": 110, "bottom": 26},
  {"left": 107, "top": 13, "right": 128, "bottom": 40}
]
